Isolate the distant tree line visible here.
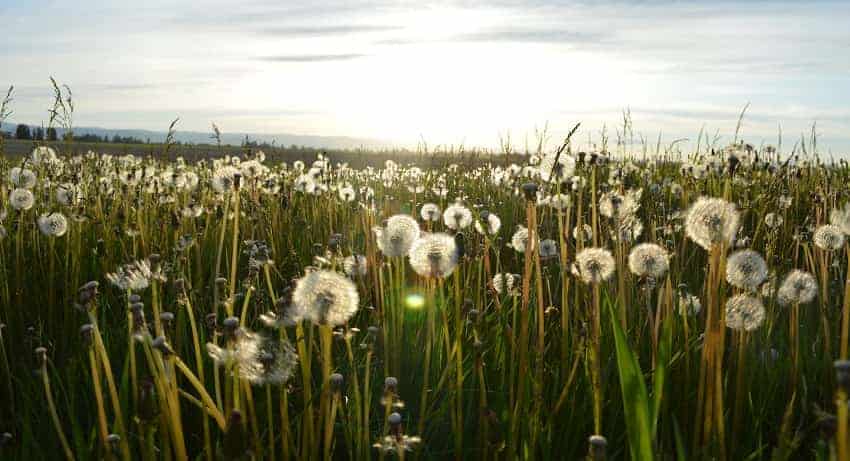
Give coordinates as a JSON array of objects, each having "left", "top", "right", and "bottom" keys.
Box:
[{"left": 12, "top": 123, "right": 145, "bottom": 144}]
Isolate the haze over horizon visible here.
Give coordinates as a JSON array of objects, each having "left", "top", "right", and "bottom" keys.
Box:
[{"left": 3, "top": 0, "right": 849, "bottom": 153}]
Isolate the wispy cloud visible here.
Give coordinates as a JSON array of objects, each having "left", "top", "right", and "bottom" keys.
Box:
[
  {"left": 257, "top": 24, "right": 401, "bottom": 37},
  {"left": 258, "top": 54, "right": 367, "bottom": 62}
]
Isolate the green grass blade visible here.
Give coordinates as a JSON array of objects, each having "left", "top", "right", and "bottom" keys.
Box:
[{"left": 610, "top": 305, "right": 654, "bottom": 461}]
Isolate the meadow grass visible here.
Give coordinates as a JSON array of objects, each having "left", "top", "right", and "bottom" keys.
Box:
[{"left": 0, "top": 124, "right": 848, "bottom": 460}]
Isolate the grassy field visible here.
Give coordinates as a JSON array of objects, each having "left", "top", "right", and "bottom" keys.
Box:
[
  {"left": 0, "top": 137, "right": 848, "bottom": 460},
  {"left": 0, "top": 138, "right": 511, "bottom": 169}
]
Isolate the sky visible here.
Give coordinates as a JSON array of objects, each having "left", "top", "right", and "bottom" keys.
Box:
[{"left": 1, "top": 0, "right": 849, "bottom": 153}]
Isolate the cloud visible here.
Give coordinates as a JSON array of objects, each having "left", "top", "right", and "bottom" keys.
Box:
[
  {"left": 453, "top": 28, "right": 608, "bottom": 45},
  {"left": 257, "top": 24, "right": 401, "bottom": 37},
  {"left": 258, "top": 54, "right": 367, "bottom": 62}
]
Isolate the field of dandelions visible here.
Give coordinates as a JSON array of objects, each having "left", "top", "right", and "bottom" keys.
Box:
[{"left": 2, "top": 130, "right": 850, "bottom": 460}]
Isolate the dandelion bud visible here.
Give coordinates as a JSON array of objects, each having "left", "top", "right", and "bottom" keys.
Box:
[
  {"left": 222, "top": 316, "right": 240, "bottom": 337},
  {"left": 728, "top": 155, "right": 740, "bottom": 176},
  {"left": 138, "top": 380, "right": 158, "bottom": 423},
  {"left": 80, "top": 324, "right": 94, "bottom": 346},
  {"left": 151, "top": 336, "right": 173, "bottom": 356},
  {"left": 106, "top": 434, "right": 121, "bottom": 453},
  {"left": 521, "top": 183, "right": 538, "bottom": 201},
  {"left": 0, "top": 432, "right": 12, "bottom": 447},
  {"left": 384, "top": 377, "right": 398, "bottom": 394},
  {"left": 835, "top": 360, "right": 850, "bottom": 392},
  {"left": 173, "top": 278, "right": 186, "bottom": 293},
  {"left": 388, "top": 412, "right": 402, "bottom": 428},
  {"left": 473, "top": 339, "right": 484, "bottom": 352},
  {"left": 77, "top": 281, "right": 99, "bottom": 304},
  {"left": 588, "top": 434, "right": 607, "bottom": 460},
  {"left": 34, "top": 346, "right": 47, "bottom": 365},
  {"left": 128, "top": 294, "right": 141, "bottom": 304},
  {"left": 330, "top": 373, "right": 344, "bottom": 392},
  {"left": 328, "top": 233, "right": 343, "bottom": 251},
  {"left": 205, "top": 313, "right": 218, "bottom": 331},
  {"left": 223, "top": 410, "right": 248, "bottom": 459},
  {"left": 160, "top": 311, "right": 175, "bottom": 328},
  {"left": 368, "top": 326, "right": 380, "bottom": 335}
]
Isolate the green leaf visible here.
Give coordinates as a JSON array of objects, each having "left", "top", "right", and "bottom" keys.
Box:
[
  {"left": 652, "top": 315, "right": 673, "bottom": 437},
  {"left": 610, "top": 306, "right": 654, "bottom": 461}
]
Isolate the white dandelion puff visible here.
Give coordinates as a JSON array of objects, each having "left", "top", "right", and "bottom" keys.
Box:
[
  {"left": 290, "top": 270, "right": 359, "bottom": 326},
  {"left": 408, "top": 233, "right": 459, "bottom": 278},
  {"left": 677, "top": 292, "right": 702, "bottom": 316},
  {"left": 572, "top": 248, "right": 616, "bottom": 284},
  {"left": 813, "top": 224, "right": 845, "bottom": 251},
  {"left": 539, "top": 152, "right": 576, "bottom": 183},
  {"left": 9, "top": 167, "right": 37, "bottom": 189},
  {"left": 777, "top": 270, "right": 817, "bottom": 306},
  {"left": 539, "top": 239, "right": 558, "bottom": 259},
  {"left": 510, "top": 226, "right": 531, "bottom": 253},
  {"left": 725, "top": 250, "right": 768, "bottom": 291},
  {"left": 684, "top": 197, "right": 740, "bottom": 250},
  {"left": 419, "top": 203, "right": 441, "bottom": 222},
  {"left": 627, "top": 243, "right": 670, "bottom": 279},
  {"left": 343, "top": 255, "right": 368, "bottom": 277},
  {"left": 377, "top": 215, "right": 421, "bottom": 257},
  {"left": 37, "top": 213, "right": 68, "bottom": 237},
  {"left": 725, "top": 294, "right": 765, "bottom": 331},
  {"left": 9, "top": 188, "right": 35, "bottom": 211},
  {"left": 492, "top": 273, "right": 519, "bottom": 295},
  {"left": 474, "top": 213, "right": 501, "bottom": 236},
  {"left": 830, "top": 203, "right": 850, "bottom": 235},
  {"left": 443, "top": 203, "right": 472, "bottom": 230}
]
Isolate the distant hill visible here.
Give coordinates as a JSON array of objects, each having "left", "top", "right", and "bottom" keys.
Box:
[{"left": 0, "top": 122, "right": 392, "bottom": 150}]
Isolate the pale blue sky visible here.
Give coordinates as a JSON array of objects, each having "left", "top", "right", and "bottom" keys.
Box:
[{"left": 2, "top": 0, "right": 849, "bottom": 152}]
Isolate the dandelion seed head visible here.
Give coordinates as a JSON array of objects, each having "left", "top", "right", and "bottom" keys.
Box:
[
  {"left": 9, "top": 167, "right": 37, "bottom": 189},
  {"left": 764, "top": 212, "right": 783, "bottom": 229},
  {"left": 725, "top": 249, "right": 768, "bottom": 291},
  {"left": 492, "top": 273, "right": 519, "bottom": 295},
  {"left": 510, "top": 226, "right": 531, "bottom": 253},
  {"left": 409, "top": 233, "right": 459, "bottom": 279},
  {"left": 443, "top": 204, "right": 472, "bottom": 230},
  {"left": 627, "top": 243, "right": 670, "bottom": 279},
  {"left": 572, "top": 248, "right": 616, "bottom": 284},
  {"left": 777, "top": 269, "right": 817, "bottom": 306},
  {"left": 9, "top": 188, "right": 35, "bottom": 211},
  {"left": 212, "top": 166, "right": 241, "bottom": 193},
  {"left": 474, "top": 213, "right": 501, "bottom": 235},
  {"left": 549, "top": 193, "right": 571, "bottom": 211},
  {"left": 419, "top": 203, "right": 441, "bottom": 222},
  {"left": 725, "top": 294, "right": 765, "bottom": 331},
  {"left": 685, "top": 197, "right": 740, "bottom": 250},
  {"left": 539, "top": 239, "right": 558, "bottom": 259},
  {"left": 378, "top": 215, "right": 421, "bottom": 257},
  {"left": 677, "top": 292, "right": 702, "bottom": 316},
  {"left": 831, "top": 203, "right": 850, "bottom": 235},
  {"left": 291, "top": 270, "right": 359, "bottom": 326},
  {"left": 814, "top": 224, "right": 845, "bottom": 251},
  {"left": 343, "top": 254, "right": 368, "bottom": 277},
  {"left": 37, "top": 212, "right": 68, "bottom": 237},
  {"left": 539, "top": 152, "right": 576, "bottom": 183}
]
